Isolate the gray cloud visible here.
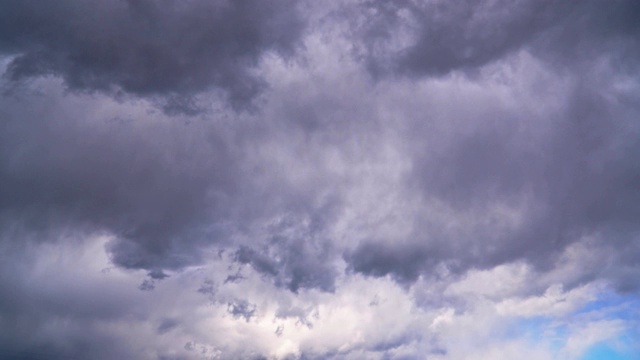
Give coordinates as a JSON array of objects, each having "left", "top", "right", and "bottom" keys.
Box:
[
  {"left": 331, "top": 0, "right": 640, "bottom": 290},
  {"left": 0, "top": 85, "right": 245, "bottom": 274},
  {"left": 234, "top": 213, "right": 338, "bottom": 293},
  {"left": 1, "top": 0, "right": 640, "bottom": 358},
  {"left": 354, "top": 0, "right": 640, "bottom": 78},
  {"left": 0, "top": 0, "right": 304, "bottom": 113},
  {"left": 0, "top": 73, "right": 345, "bottom": 291},
  {"left": 227, "top": 298, "right": 257, "bottom": 322},
  {"left": 346, "top": 241, "right": 434, "bottom": 284},
  {"left": 0, "top": 240, "right": 145, "bottom": 360},
  {"left": 345, "top": 63, "right": 640, "bottom": 290},
  {"left": 157, "top": 318, "right": 180, "bottom": 334}
]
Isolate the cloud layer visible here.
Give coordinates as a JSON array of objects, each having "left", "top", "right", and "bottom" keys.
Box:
[
  {"left": 0, "top": 0, "right": 639, "bottom": 359},
  {"left": 0, "top": 0, "right": 303, "bottom": 112}
]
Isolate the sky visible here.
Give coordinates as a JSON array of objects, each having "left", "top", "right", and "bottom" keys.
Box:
[{"left": 0, "top": 0, "right": 639, "bottom": 359}]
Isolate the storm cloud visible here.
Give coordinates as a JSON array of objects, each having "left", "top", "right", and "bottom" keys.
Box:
[
  {"left": 1, "top": 0, "right": 639, "bottom": 359},
  {"left": 355, "top": 0, "right": 640, "bottom": 77},
  {"left": 0, "top": 0, "right": 304, "bottom": 112}
]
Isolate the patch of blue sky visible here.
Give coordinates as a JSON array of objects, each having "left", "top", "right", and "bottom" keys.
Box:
[
  {"left": 576, "top": 291, "right": 640, "bottom": 357},
  {"left": 509, "top": 289, "right": 640, "bottom": 358},
  {"left": 577, "top": 292, "right": 640, "bottom": 352},
  {"left": 580, "top": 342, "right": 638, "bottom": 360},
  {"left": 515, "top": 316, "right": 568, "bottom": 352},
  {"left": 576, "top": 292, "right": 640, "bottom": 320}
]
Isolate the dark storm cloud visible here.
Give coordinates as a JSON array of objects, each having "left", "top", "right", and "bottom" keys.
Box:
[
  {"left": 336, "top": 0, "right": 640, "bottom": 288},
  {"left": 0, "top": 75, "right": 345, "bottom": 292},
  {"left": 355, "top": 0, "right": 640, "bottom": 77},
  {"left": 224, "top": 271, "right": 247, "bottom": 284},
  {"left": 0, "top": 0, "right": 636, "bottom": 294},
  {"left": 0, "top": 88, "right": 243, "bottom": 273},
  {"left": 1, "top": 0, "right": 640, "bottom": 357},
  {"left": 0, "top": 241, "right": 143, "bottom": 360},
  {"left": 347, "top": 69, "right": 640, "bottom": 289},
  {"left": 234, "top": 214, "right": 338, "bottom": 293},
  {"left": 227, "top": 298, "right": 257, "bottom": 322},
  {"left": 0, "top": 0, "right": 304, "bottom": 112},
  {"left": 235, "top": 244, "right": 337, "bottom": 293},
  {"left": 345, "top": 242, "right": 433, "bottom": 284}
]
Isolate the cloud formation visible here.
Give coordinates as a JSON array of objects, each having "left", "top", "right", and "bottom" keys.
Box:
[
  {"left": 0, "top": 0, "right": 303, "bottom": 112},
  {"left": 355, "top": 0, "right": 640, "bottom": 77},
  {"left": 1, "top": 0, "right": 639, "bottom": 359}
]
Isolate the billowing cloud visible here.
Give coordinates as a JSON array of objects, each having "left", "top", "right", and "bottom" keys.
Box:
[
  {"left": 353, "top": 0, "right": 640, "bottom": 77},
  {"left": 0, "top": 0, "right": 304, "bottom": 113},
  {"left": 346, "top": 63, "right": 640, "bottom": 289},
  {"left": 0, "top": 83, "right": 241, "bottom": 271},
  {"left": 0, "top": 0, "right": 639, "bottom": 359}
]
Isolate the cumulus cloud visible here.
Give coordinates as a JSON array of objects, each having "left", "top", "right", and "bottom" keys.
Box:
[
  {"left": 0, "top": 82, "right": 242, "bottom": 271},
  {"left": 342, "top": 51, "right": 640, "bottom": 289},
  {"left": 1, "top": 0, "right": 639, "bottom": 359},
  {"left": 353, "top": 0, "right": 640, "bottom": 77},
  {"left": 0, "top": 0, "right": 304, "bottom": 113}
]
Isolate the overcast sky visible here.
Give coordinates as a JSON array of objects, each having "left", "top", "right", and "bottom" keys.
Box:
[{"left": 1, "top": 0, "right": 639, "bottom": 359}]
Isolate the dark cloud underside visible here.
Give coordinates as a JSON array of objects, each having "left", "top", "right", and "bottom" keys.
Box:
[
  {"left": 356, "top": 0, "right": 640, "bottom": 77},
  {"left": 0, "top": 0, "right": 304, "bottom": 112},
  {"left": 0, "top": 0, "right": 640, "bottom": 358}
]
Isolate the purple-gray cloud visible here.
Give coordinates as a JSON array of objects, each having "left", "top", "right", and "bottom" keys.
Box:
[{"left": 0, "top": 0, "right": 639, "bottom": 359}]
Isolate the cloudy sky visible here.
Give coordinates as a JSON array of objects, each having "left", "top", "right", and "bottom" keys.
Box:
[{"left": 1, "top": 0, "right": 639, "bottom": 359}]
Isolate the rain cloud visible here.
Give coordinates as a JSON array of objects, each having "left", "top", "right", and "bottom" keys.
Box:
[{"left": 1, "top": 0, "right": 639, "bottom": 359}]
